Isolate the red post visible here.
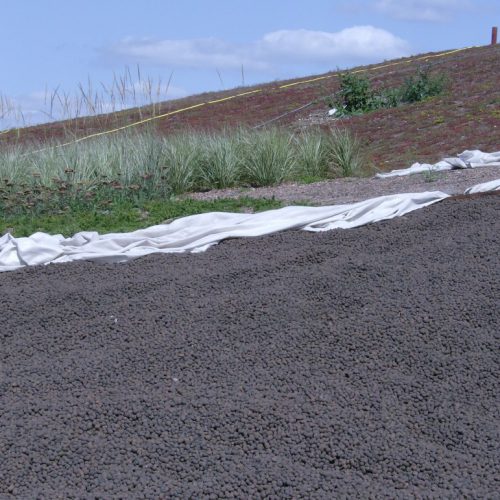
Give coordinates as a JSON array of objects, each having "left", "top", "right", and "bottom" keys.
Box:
[{"left": 492, "top": 27, "right": 498, "bottom": 45}]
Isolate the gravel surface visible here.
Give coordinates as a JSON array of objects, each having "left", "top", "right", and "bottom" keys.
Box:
[
  {"left": 182, "top": 166, "right": 500, "bottom": 206},
  {"left": 1, "top": 194, "right": 499, "bottom": 498}
]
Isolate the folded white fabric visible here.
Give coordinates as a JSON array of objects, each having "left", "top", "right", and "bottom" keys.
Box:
[
  {"left": 464, "top": 178, "right": 500, "bottom": 194},
  {"left": 375, "top": 150, "right": 500, "bottom": 178},
  {"left": 1, "top": 176, "right": 498, "bottom": 273},
  {"left": 0, "top": 191, "right": 448, "bottom": 272}
]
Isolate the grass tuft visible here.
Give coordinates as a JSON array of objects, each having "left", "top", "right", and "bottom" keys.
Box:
[
  {"left": 0, "top": 126, "right": 368, "bottom": 235},
  {"left": 327, "top": 128, "right": 365, "bottom": 177},
  {"left": 242, "top": 128, "right": 297, "bottom": 186}
]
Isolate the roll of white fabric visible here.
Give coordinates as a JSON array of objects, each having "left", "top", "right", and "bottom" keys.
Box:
[
  {"left": 464, "top": 178, "right": 500, "bottom": 194},
  {"left": 0, "top": 191, "right": 449, "bottom": 272},
  {"left": 1, "top": 176, "right": 498, "bottom": 273},
  {"left": 375, "top": 150, "right": 500, "bottom": 178}
]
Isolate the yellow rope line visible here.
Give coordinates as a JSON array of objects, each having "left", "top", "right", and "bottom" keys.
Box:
[
  {"left": 279, "top": 75, "right": 332, "bottom": 89},
  {"left": 4, "top": 44, "right": 482, "bottom": 153},
  {"left": 351, "top": 46, "right": 477, "bottom": 74},
  {"left": 26, "top": 102, "right": 208, "bottom": 155},
  {"left": 207, "top": 89, "right": 262, "bottom": 104}
]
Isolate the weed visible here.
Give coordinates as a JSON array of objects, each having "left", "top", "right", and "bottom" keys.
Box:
[{"left": 422, "top": 167, "right": 440, "bottom": 183}]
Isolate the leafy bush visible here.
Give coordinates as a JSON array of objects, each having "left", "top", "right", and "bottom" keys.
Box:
[
  {"left": 400, "top": 67, "right": 448, "bottom": 103},
  {"left": 335, "top": 66, "right": 448, "bottom": 115},
  {"left": 337, "top": 72, "right": 376, "bottom": 113}
]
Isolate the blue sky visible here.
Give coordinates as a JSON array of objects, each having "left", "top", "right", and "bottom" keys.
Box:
[{"left": 1, "top": 0, "right": 498, "bottom": 127}]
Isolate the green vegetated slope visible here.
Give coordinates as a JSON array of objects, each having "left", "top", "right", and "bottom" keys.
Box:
[
  {"left": 2, "top": 44, "right": 499, "bottom": 171},
  {"left": 0, "top": 44, "right": 499, "bottom": 237}
]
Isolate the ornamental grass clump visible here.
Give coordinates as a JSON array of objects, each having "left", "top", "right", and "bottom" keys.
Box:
[
  {"left": 198, "top": 132, "right": 242, "bottom": 189},
  {"left": 326, "top": 128, "right": 365, "bottom": 177},
  {"left": 0, "top": 125, "right": 370, "bottom": 218},
  {"left": 242, "top": 128, "right": 297, "bottom": 187},
  {"left": 161, "top": 134, "right": 202, "bottom": 195},
  {"left": 294, "top": 130, "right": 330, "bottom": 179}
]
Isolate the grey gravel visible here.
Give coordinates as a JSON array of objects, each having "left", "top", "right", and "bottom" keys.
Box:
[
  {"left": 0, "top": 194, "right": 499, "bottom": 498},
  {"left": 182, "top": 165, "right": 500, "bottom": 206}
]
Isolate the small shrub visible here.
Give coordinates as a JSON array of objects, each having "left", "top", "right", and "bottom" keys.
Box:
[
  {"left": 334, "top": 67, "right": 448, "bottom": 116},
  {"left": 400, "top": 67, "right": 448, "bottom": 103},
  {"left": 337, "top": 72, "right": 376, "bottom": 114},
  {"left": 380, "top": 87, "right": 403, "bottom": 108}
]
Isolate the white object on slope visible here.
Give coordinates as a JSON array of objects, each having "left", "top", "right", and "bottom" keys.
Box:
[
  {"left": 376, "top": 150, "right": 500, "bottom": 178},
  {"left": 0, "top": 191, "right": 449, "bottom": 272},
  {"left": 464, "top": 178, "right": 500, "bottom": 194}
]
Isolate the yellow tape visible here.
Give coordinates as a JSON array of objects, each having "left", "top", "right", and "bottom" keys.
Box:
[
  {"left": 207, "top": 89, "right": 261, "bottom": 104},
  {"left": 351, "top": 46, "right": 477, "bottom": 74},
  {"left": 279, "top": 75, "right": 332, "bottom": 89},
  {"left": 3, "top": 44, "right": 483, "bottom": 153},
  {"left": 234, "top": 89, "right": 263, "bottom": 97},
  {"left": 26, "top": 102, "right": 208, "bottom": 155}
]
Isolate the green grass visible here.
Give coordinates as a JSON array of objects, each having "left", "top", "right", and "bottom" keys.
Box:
[
  {"left": 0, "top": 197, "right": 283, "bottom": 237},
  {"left": 328, "top": 128, "right": 366, "bottom": 177},
  {"left": 0, "top": 126, "right": 365, "bottom": 191},
  {"left": 0, "top": 126, "right": 366, "bottom": 237}
]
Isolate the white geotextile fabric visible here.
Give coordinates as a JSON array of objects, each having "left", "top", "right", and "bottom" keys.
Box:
[
  {"left": 1, "top": 176, "right": 499, "bottom": 273},
  {"left": 464, "top": 178, "right": 500, "bottom": 194},
  {"left": 0, "top": 191, "right": 449, "bottom": 272},
  {"left": 375, "top": 150, "right": 500, "bottom": 178}
]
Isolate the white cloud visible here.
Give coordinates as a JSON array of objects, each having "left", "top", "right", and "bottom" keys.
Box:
[
  {"left": 111, "top": 37, "right": 268, "bottom": 71},
  {"left": 259, "top": 27, "right": 409, "bottom": 61},
  {"left": 108, "top": 26, "right": 410, "bottom": 71},
  {"left": 375, "top": 0, "right": 470, "bottom": 22}
]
